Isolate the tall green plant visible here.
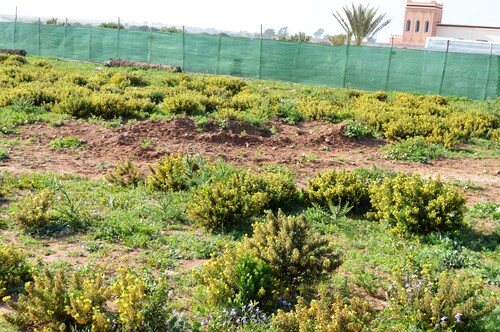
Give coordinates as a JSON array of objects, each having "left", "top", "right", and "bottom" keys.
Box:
[{"left": 333, "top": 3, "right": 391, "bottom": 45}]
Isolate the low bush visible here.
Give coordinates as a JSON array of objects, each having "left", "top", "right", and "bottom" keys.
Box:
[
  {"left": 148, "top": 152, "right": 194, "bottom": 191},
  {"left": 105, "top": 159, "right": 144, "bottom": 187},
  {"left": 0, "top": 244, "right": 32, "bottom": 296},
  {"left": 304, "top": 169, "right": 370, "bottom": 214},
  {"left": 382, "top": 137, "right": 449, "bottom": 163},
  {"left": 383, "top": 264, "right": 499, "bottom": 331},
  {"left": 49, "top": 136, "right": 87, "bottom": 149},
  {"left": 187, "top": 171, "right": 269, "bottom": 229},
  {"left": 197, "top": 210, "right": 340, "bottom": 309},
  {"left": 368, "top": 174, "right": 467, "bottom": 236},
  {"left": 341, "top": 119, "right": 373, "bottom": 139},
  {"left": 3, "top": 266, "right": 189, "bottom": 332},
  {"left": 12, "top": 189, "right": 54, "bottom": 230},
  {"left": 162, "top": 91, "right": 208, "bottom": 115},
  {"left": 295, "top": 96, "right": 341, "bottom": 121},
  {"left": 272, "top": 292, "right": 376, "bottom": 332}
]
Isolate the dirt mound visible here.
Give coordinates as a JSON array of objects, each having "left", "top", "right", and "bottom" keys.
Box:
[{"left": 1, "top": 117, "right": 498, "bottom": 204}]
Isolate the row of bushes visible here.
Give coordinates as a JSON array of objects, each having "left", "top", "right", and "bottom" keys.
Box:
[
  {"left": 1, "top": 55, "right": 498, "bottom": 145},
  {"left": 103, "top": 153, "right": 469, "bottom": 237}
]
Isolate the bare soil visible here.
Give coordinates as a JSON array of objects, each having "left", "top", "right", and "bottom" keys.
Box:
[{"left": 1, "top": 117, "right": 499, "bottom": 204}]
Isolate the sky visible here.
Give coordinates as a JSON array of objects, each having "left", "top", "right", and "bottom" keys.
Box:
[{"left": 0, "top": 0, "right": 499, "bottom": 43}]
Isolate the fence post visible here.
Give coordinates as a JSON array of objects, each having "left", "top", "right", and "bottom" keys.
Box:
[
  {"left": 216, "top": 34, "right": 222, "bottom": 74},
  {"left": 438, "top": 40, "right": 450, "bottom": 95},
  {"left": 384, "top": 37, "right": 394, "bottom": 91},
  {"left": 483, "top": 43, "right": 494, "bottom": 100},
  {"left": 182, "top": 26, "right": 185, "bottom": 71},
  {"left": 13, "top": 6, "right": 17, "bottom": 48},
  {"left": 117, "top": 17, "right": 120, "bottom": 59},
  {"left": 63, "top": 18, "right": 68, "bottom": 59},
  {"left": 258, "top": 24, "right": 263, "bottom": 79},
  {"left": 88, "top": 26, "right": 93, "bottom": 62},
  {"left": 148, "top": 28, "right": 152, "bottom": 63},
  {"left": 38, "top": 18, "right": 41, "bottom": 56},
  {"left": 342, "top": 43, "right": 350, "bottom": 88}
]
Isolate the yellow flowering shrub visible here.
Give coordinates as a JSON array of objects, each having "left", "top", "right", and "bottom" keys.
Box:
[
  {"left": 272, "top": 292, "right": 376, "bottom": 332},
  {"left": 368, "top": 174, "right": 466, "bottom": 236},
  {"left": 12, "top": 189, "right": 54, "bottom": 230}
]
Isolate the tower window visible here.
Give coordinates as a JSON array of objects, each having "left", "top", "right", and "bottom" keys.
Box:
[
  {"left": 406, "top": 20, "right": 411, "bottom": 32},
  {"left": 415, "top": 20, "right": 420, "bottom": 32},
  {"left": 425, "top": 21, "right": 430, "bottom": 33}
]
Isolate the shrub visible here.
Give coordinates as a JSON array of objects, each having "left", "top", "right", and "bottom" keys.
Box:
[
  {"left": 276, "top": 101, "right": 304, "bottom": 125},
  {"left": 12, "top": 189, "right": 54, "bottom": 230},
  {"left": 197, "top": 248, "right": 275, "bottom": 308},
  {"left": 4, "top": 268, "right": 110, "bottom": 332},
  {"left": 382, "top": 137, "right": 449, "bottom": 163},
  {"left": 162, "top": 91, "right": 208, "bottom": 115},
  {"left": 341, "top": 119, "right": 372, "bottom": 139},
  {"left": 187, "top": 171, "right": 269, "bottom": 229},
  {"left": 368, "top": 174, "right": 467, "bottom": 236},
  {"left": 248, "top": 210, "right": 340, "bottom": 289},
  {"left": 201, "top": 302, "right": 270, "bottom": 332},
  {"left": 272, "top": 292, "right": 375, "bottom": 332},
  {"left": 49, "top": 136, "right": 87, "bottom": 149},
  {"left": 105, "top": 159, "right": 144, "bottom": 186},
  {"left": 384, "top": 264, "right": 499, "bottom": 331},
  {"left": 198, "top": 211, "right": 340, "bottom": 308},
  {"left": 304, "top": 169, "right": 370, "bottom": 214},
  {"left": 53, "top": 94, "right": 94, "bottom": 118},
  {"left": 295, "top": 96, "right": 340, "bottom": 121},
  {"left": 0, "top": 244, "right": 32, "bottom": 296},
  {"left": 148, "top": 152, "right": 192, "bottom": 191}
]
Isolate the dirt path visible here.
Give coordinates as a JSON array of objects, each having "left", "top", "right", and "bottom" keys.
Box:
[{"left": 1, "top": 118, "right": 498, "bottom": 204}]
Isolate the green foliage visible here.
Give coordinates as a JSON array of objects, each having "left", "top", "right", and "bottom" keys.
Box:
[
  {"left": 147, "top": 152, "right": 196, "bottom": 191},
  {"left": 248, "top": 211, "right": 341, "bottom": 289},
  {"left": 198, "top": 210, "right": 339, "bottom": 308},
  {"left": 333, "top": 3, "right": 391, "bottom": 45},
  {"left": 187, "top": 171, "right": 269, "bottom": 229},
  {"left": 468, "top": 201, "right": 500, "bottom": 221},
  {"left": 0, "top": 148, "right": 8, "bottom": 162},
  {"left": 0, "top": 244, "right": 32, "bottom": 296},
  {"left": 276, "top": 101, "right": 304, "bottom": 125},
  {"left": 384, "top": 264, "right": 499, "bottom": 331},
  {"left": 12, "top": 189, "right": 54, "bottom": 230},
  {"left": 368, "top": 174, "right": 467, "bottom": 236},
  {"left": 3, "top": 266, "right": 189, "bottom": 332},
  {"left": 295, "top": 97, "right": 341, "bottom": 121},
  {"left": 350, "top": 93, "right": 499, "bottom": 147},
  {"left": 198, "top": 248, "right": 275, "bottom": 308},
  {"left": 272, "top": 291, "right": 376, "bottom": 332},
  {"left": 4, "top": 267, "right": 111, "bottom": 332},
  {"left": 342, "top": 119, "right": 372, "bottom": 139},
  {"left": 382, "top": 137, "right": 449, "bottom": 163},
  {"left": 162, "top": 91, "right": 208, "bottom": 115},
  {"left": 105, "top": 159, "right": 144, "bottom": 187},
  {"left": 49, "top": 136, "right": 86, "bottom": 149},
  {"left": 304, "top": 169, "right": 370, "bottom": 214}
]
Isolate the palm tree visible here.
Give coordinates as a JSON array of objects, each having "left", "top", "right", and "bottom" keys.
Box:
[{"left": 333, "top": 3, "right": 391, "bottom": 45}]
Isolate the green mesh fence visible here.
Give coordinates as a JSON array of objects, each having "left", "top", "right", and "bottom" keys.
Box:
[{"left": 1, "top": 22, "right": 498, "bottom": 100}]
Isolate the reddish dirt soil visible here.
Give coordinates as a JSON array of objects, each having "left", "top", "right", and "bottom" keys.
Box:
[{"left": 1, "top": 117, "right": 498, "bottom": 204}]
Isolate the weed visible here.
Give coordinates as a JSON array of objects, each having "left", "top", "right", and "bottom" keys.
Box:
[{"left": 49, "top": 137, "right": 87, "bottom": 149}]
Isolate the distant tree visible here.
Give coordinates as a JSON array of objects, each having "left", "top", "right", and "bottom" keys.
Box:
[
  {"left": 332, "top": 3, "right": 391, "bottom": 45},
  {"left": 263, "top": 28, "right": 276, "bottom": 37},
  {"left": 313, "top": 28, "right": 325, "bottom": 39},
  {"left": 327, "top": 33, "right": 346, "bottom": 46},
  {"left": 160, "top": 26, "right": 182, "bottom": 33},
  {"left": 46, "top": 18, "right": 58, "bottom": 25},
  {"left": 277, "top": 27, "right": 289, "bottom": 41},
  {"left": 98, "top": 22, "right": 124, "bottom": 29},
  {"left": 289, "top": 32, "right": 312, "bottom": 43}
]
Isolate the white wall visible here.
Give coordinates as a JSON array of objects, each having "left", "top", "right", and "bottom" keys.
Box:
[{"left": 436, "top": 26, "right": 500, "bottom": 43}]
